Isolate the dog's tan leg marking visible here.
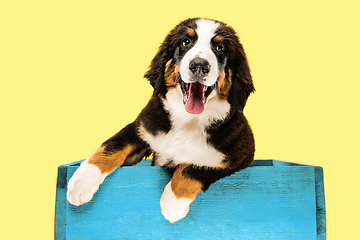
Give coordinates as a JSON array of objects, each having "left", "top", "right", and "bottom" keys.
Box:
[
  {"left": 170, "top": 165, "right": 202, "bottom": 199},
  {"left": 88, "top": 145, "right": 134, "bottom": 174},
  {"left": 160, "top": 164, "right": 203, "bottom": 223}
]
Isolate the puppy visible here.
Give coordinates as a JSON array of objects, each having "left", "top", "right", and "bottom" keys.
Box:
[{"left": 67, "top": 18, "right": 255, "bottom": 223}]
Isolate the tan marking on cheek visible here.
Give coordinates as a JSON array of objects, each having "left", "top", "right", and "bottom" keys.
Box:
[
  {"left": 165, "top": 59, "right": 172, "bottom": 69},
  {"left": 217, "top": 69, "right": 232, "bottom": 99},
  {"left": 187, "top": 28, "right": 195, "bottom": 37},
  {"left": 164, "top": 60, "right": 179, "bottom": 90},
  {"left": 175, "top": 64, "right": 180, "bottom": 75},
  {"left": 87, "top": 145, "right": 134, "bottom": 174},
  {"left": 214, "top": 35, "right": 223, "bottom": 42},
  {"left": 171, "top": 165, "right": 203, "bottom": 199},
  {"left": 137, "top": 123, "right": 148, "bottom": 140}
]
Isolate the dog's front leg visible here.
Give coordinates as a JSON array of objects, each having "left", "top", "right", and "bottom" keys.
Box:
[
  {"left": 67, "top": 122, "right": 149, "bottom": 206},
  {"left": 160, "top": 164, "right": 203, "bottom": 223}
]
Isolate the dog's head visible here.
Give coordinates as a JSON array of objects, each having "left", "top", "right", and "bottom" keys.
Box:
[{"left": 145, "top": 18, "right": 254, "bottom": 114}]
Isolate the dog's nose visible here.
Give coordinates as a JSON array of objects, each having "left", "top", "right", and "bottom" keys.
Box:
[{"left": 189, "top": 57, "right": 210, "bottom": 76}]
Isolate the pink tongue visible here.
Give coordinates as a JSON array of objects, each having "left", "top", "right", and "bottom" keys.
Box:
[{"left": 185, "top": 82, "right": 206, "bottom": 114}]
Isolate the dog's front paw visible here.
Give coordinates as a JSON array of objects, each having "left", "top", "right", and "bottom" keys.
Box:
[
  {"left": 160, "top": 181, "right": 194, "bottom": 223},
  {"left": 66, "top": 159, "right": 108, "bottom": 206}
]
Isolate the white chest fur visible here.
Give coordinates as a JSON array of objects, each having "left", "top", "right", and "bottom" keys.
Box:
[{"left": 143, "top": 87, "right": 231, "bottom": 167}]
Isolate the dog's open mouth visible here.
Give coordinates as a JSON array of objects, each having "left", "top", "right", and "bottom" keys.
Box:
[{"left": 180, "top": 80, "right": 214, "bottom": 114}]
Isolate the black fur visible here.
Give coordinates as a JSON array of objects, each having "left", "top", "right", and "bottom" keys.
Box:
[
  {"left": 102, "top": 122, "right": 148, "bottom": 154},
  {"left": 136, "top": 96, "right": 172, "bottom": 135},
  {"left": 206, "top": 108, "right": 255, "bottom": 169},
  {"left": 227, "top": 41, "right": 254, "bottom": 111},
  {"left": 144, "top": 46, "right": 167, "bottom": 98}
]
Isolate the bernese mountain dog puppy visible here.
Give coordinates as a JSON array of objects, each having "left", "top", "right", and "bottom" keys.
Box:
[{"left": 67, "top": 18, "right": 255, "bottom": 223}]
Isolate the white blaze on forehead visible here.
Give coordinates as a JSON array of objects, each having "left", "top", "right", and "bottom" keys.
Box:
[{"left": 180, "top": 19, "right": 220, "bottom": 86}]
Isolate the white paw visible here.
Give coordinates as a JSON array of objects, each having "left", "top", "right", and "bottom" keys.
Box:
[
  {"left": 160, "top": 181, "right": 194, "bottom": 223},
  {"left": 66, "top": 159, "right": 108, "bottom": 206}
]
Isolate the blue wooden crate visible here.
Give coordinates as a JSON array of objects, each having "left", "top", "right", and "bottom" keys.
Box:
[{"left": 55, "top": 160, "right": 326, "bottom": 239}]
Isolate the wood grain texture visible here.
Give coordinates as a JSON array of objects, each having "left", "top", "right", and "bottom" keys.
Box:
[{"left": 55, "top": 160, "right": 326, "bottom": 239}]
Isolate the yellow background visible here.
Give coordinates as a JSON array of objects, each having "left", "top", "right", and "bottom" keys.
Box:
[{"left": 1, "top": 0, "right": 359, "bottom": 239}]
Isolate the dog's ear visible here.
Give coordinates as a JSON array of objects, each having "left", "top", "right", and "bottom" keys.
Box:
[
  {"left": 145, "top": 19, "right": 194, "bottom": 97},
  {"left": 144, "top": 44, "right": 168, "bottom": 98},
  {"left": 227, "top": 35, "right": 255, "bottom": 112},
  {"left": 144, "top": 25, "right": 181, "bottom": 98}
]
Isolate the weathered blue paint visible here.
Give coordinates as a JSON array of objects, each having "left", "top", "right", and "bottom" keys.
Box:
[{"left": 55, "top": 160, "right": 326, "bottom": 239}]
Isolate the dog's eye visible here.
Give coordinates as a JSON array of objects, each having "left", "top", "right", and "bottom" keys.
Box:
[
  {"left": 216, "top": 44, "right": 225, "bottom": 53},
  {"left": 181, "top": 38, "right": 191, "bottom": 47}
]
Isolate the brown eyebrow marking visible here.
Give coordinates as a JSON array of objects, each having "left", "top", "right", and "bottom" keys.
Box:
[
  {"left": 187, "top": 28, "right": 195, "bottom": 37},
  {"left": 214, "top": 35, "right": 223, "bottom": 42}
]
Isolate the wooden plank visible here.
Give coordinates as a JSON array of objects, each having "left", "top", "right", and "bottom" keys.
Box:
[
  {"left": 315, "top": 167, "right": 326, "bottom": 239},
  {"left": 54, "top": 165, "right": 67, "bottom": 240},
  {"left": 55, "top": 160, "right": 326, "bottom": 239}
]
